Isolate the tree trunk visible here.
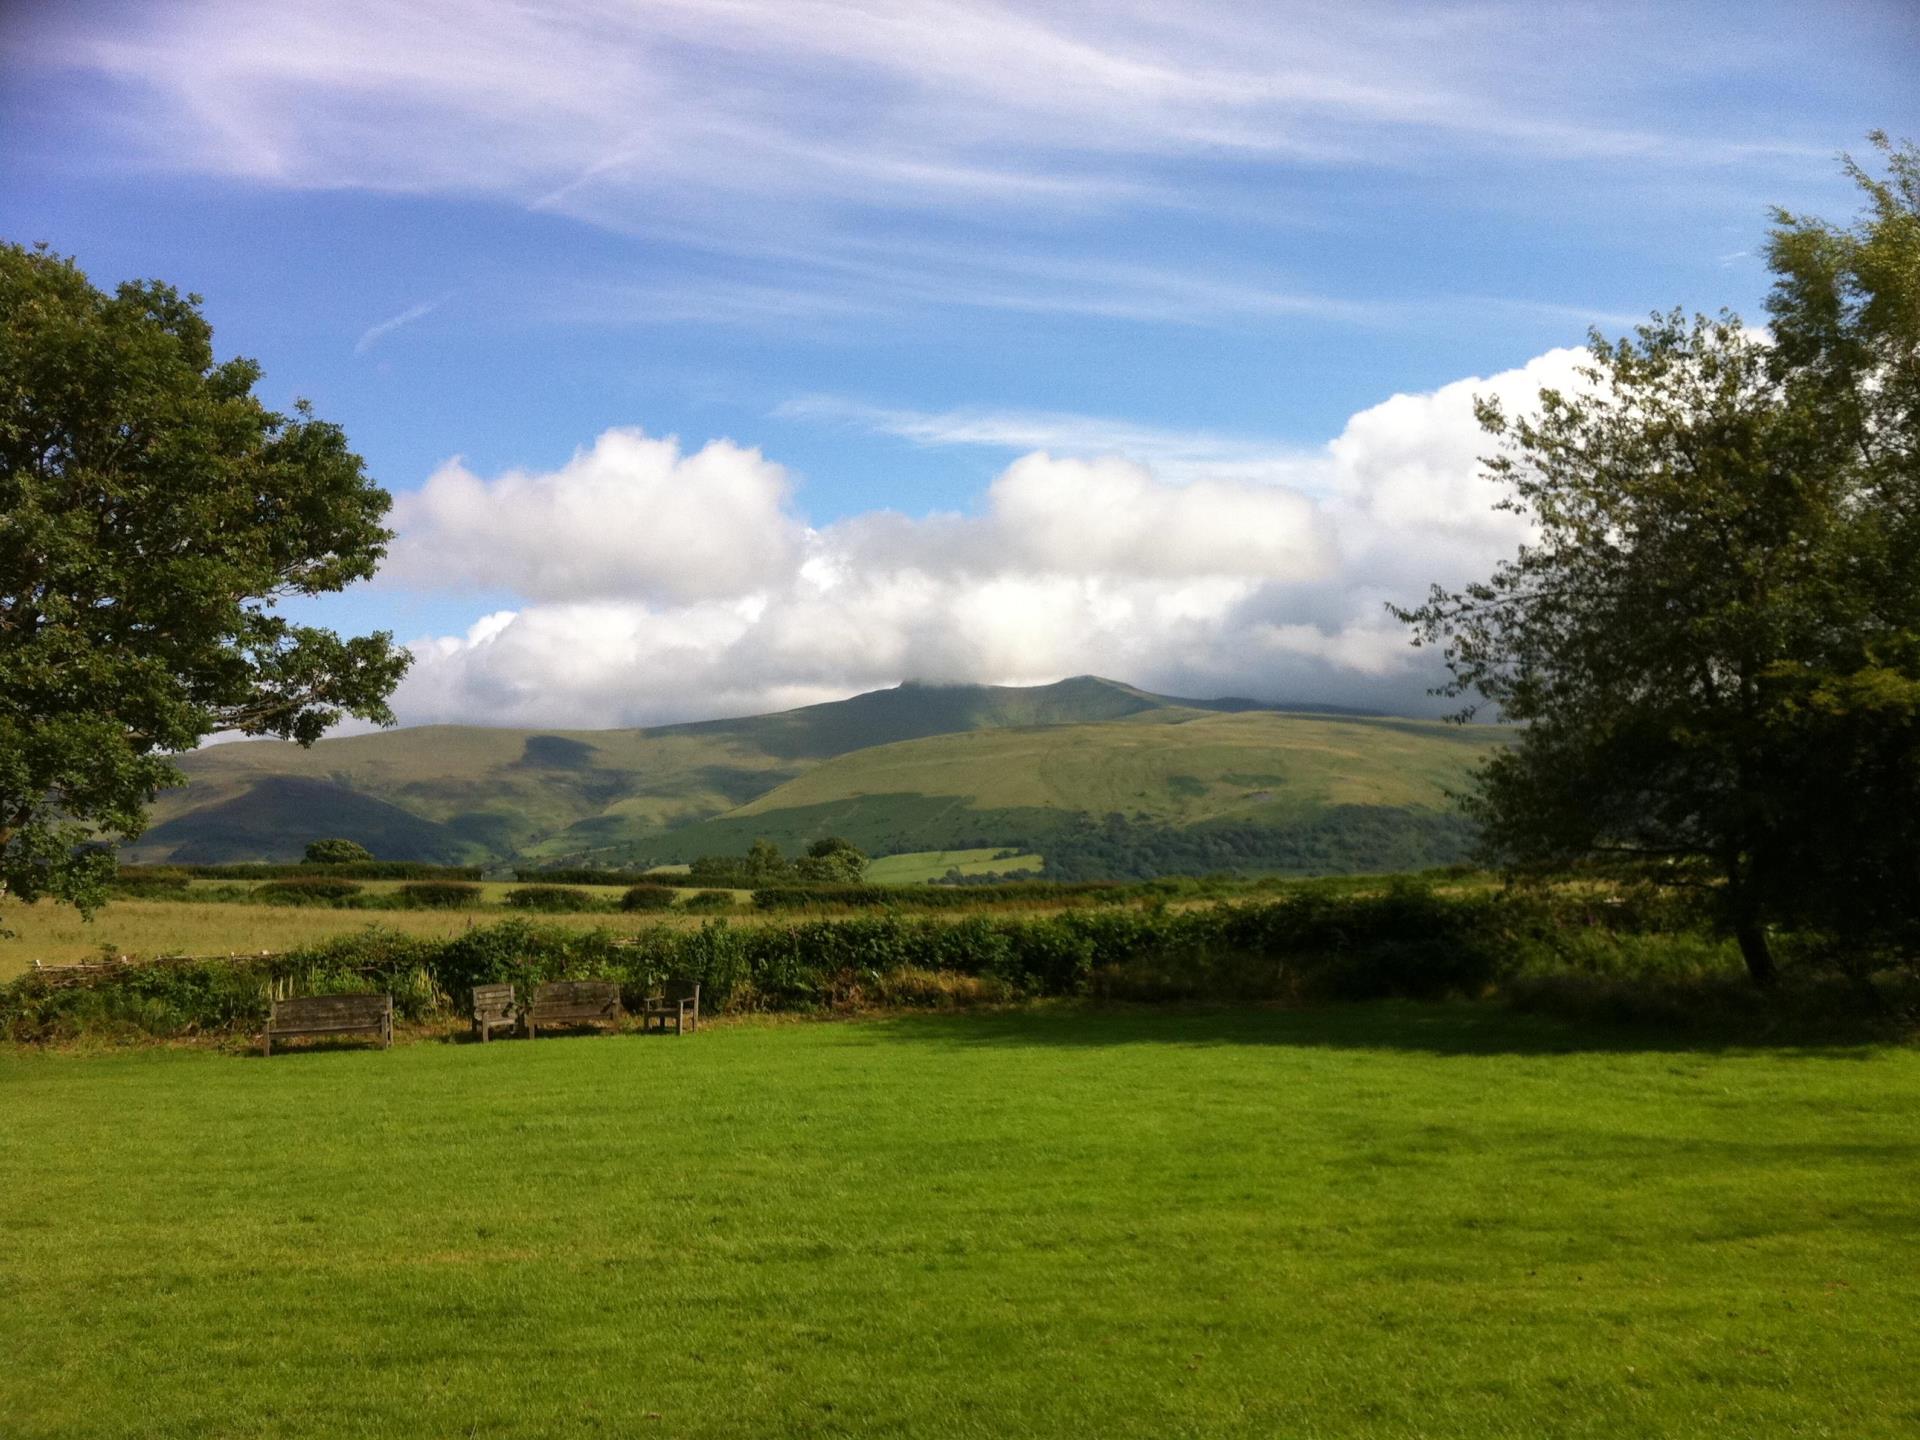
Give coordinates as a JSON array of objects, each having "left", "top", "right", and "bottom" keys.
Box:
[{"left": 1734, "top": 918, "right": 1778, "bottom": 988}]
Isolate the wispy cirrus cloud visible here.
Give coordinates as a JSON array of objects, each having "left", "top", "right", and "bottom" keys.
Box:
[
  {"left": 26, "top": 0, "right": 1833, "bottom": 204},
  {"left": 776, "top": 395, "right": 1332, "bottom": 490},
  {"left": 15, "top": 3, "right": 1854, "bottom": 267},
  {"left": 353, "top": 294, "right": 453, "bottom": 354}
]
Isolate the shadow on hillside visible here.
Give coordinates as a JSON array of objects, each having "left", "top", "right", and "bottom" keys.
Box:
[{"left": 858, "top": 1001, "right": 1899, "bottom": 1058}]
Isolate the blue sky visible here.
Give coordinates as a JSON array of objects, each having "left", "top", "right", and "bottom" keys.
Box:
[{"left": 3, "top": 1, "right": 1915, "bottom": 726}]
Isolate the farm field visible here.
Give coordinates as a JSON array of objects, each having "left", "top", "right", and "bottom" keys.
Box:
[
  {"left": 0, "top": 895, "right": 734, "bottom": 978},
  {"left": 3, "top": 1007, "right": 1916, "bottom": 1439},
  {"left": 864, "top": 848, "right": 1045, "bottom": 884}
]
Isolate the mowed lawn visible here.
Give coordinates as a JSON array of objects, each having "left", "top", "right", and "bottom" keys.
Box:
[{"left": 3, "top": 1007, "right": 1916, "bottom": 1438}]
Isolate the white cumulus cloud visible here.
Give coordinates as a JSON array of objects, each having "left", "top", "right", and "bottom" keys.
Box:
[
  {"left": 383, "top": 428, "right": 802, "bottom": 605},
  {"left": 382, "top": 347, "right": 1594, "bottom": 727}
]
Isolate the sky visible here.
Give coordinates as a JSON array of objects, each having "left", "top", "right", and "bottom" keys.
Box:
[{"left": 3, "top": 1, "right": 1916, "bottom": 728}]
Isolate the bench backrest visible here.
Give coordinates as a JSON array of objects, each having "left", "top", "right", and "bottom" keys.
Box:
[
  {"left": 471, "top": 983, "right": 515, "bottom": 1018},
  {"left": 530, "top": 980, "right": 619, "bottom": 1008},
  {"left": 271, "top": 993, "right": 391, "bottom": 1027}
]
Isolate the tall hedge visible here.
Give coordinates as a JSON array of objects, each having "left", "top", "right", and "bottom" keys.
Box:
[{"left": 0, "top": 883, "right": 1717, "bottom": 1042}]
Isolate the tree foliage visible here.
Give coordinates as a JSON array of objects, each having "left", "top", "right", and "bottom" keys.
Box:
[
  {"left": 796, "top": 835, "right": 869, "bottom": 883},
  {"left": 304, "top": 838, "right": 376, "bottom": 865},
  {"left": 685, "top": 835, "right": 870, "bottom": 886},
  {"left": 1398, "top": 136, "right": 1920, "bottom": 984},
  {"left": 1, "top": 244, "right": 409, "bottom": 917}
]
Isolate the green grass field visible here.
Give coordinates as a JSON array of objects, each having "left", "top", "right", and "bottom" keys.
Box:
[
  {"left": 0, "top": 894, "right": 745, "bottom": 977},
  {"left": 4, "top": 1005, "right": 1914, "bottom": 1438},
  {"left": 864, "top": 848, "right": 1046, "bottom": 884}
]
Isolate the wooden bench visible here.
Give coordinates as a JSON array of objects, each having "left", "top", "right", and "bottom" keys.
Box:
[
  {"left": 639, "top": 982, "right": 700, "bottom": 1035},
  {"left": 264, "top": 993, "right": 392, "bottom": 1055},
  {"left": 521, "top": 980, "right": 622, "bottom": 1038},
  {"left": 471, "top": 983, "right": 517, "bottom": 1042}
]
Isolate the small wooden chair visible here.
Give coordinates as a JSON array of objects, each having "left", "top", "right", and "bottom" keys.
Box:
[
  {"left": 639, "top": 982, "right": 700, "bottom": 1035},
  {"left": 470, "top": 983, "right": 516, "bottom": 1042}
]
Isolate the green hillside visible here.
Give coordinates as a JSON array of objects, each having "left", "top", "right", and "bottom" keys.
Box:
[
  {"left": 127, "top": 678, "right": 1499, "bottom": 878},
  {"left": 627, "top": 710, "right": 1506, "bottom": 878}
]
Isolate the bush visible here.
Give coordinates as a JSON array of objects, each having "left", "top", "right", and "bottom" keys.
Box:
[
  {"left": 253, "top": 877, "right": 364, "bottom": 905},
  {"left": 621, "top": 886, "right": 675, "bottom": 911},
  {"left": 513, "top": 868, "right": 672, "bottom": 887},
  {"left": 117, "top": 862, "right": 484, "bottom": 881},
  {"left": 304, "top": 838, "right": 374, "bottom": 865},
  {"left": 17, "top": 881, "right": 1882, "bottom": 1046},
  {"left": 394, "top": 881, "right": 483, "bottom": 909},
  {"left": 502, "top": 885, "right": 601, "bottom": 913},
  {"left": 106, "top": 868, "right": 191, "bottom": 897},
  {"left": 683, "top": 890, "right": 736, "bottom": 912},
  {"left": 751, "top": 882, "right": 1120, "bottom": 911}
]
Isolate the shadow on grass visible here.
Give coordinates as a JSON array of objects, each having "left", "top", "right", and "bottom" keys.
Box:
[
  {"left": 858, "top": 999, "right": 1901, "bottom": 1058},
  {"left": 251, "top": 1037, "right": 396, "bottom": 1059}
]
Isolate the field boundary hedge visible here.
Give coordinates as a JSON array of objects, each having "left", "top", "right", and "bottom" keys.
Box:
[
  {"left": 511, "top": 868, "right": 675, "bottom": 886},
  {"left": 1, "top": 883, "right": 1767, "bottom": 1043},
  {"left": 116, "top": 862, "right": 485, "bottom": 881},
  {"left": 751, "top": 881, "right": 1127, "bottom": 911}
]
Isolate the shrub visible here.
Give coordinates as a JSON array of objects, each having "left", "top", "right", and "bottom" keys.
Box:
[
  {"left": 394, "top": 881, "right": 483, "bottom": 909},
  {"left": 751, "top": 882, "right": 1120, "bottom": 911},
  {"left": 867, "top": 967, "right": 1016, "bottom": 1009},
  {"left": 253, "top": 877, "right": 364, "bottom": 905},
  {"left": 117, "top": 862, "right": 484, "bottom": 881},
  {"left": 621, "top": 886, "right": 675, "bottom": 911},
  {"left": 682, "top": 890, "right": 736, "bottom": 912},
  {"left": 16, "top": 882, "right": 1857, "bottom": 1046},
  {"left": 106, "top": 868, "right": 191, "bottom": 897},
  {"left": 503, "top": 885, "right": 600, "bottom": 913},
  {"left": 304, "top": 838, "right": 374, "bottom": 865},
  {"left": 513, "top": 867, "right": 672, "bottom": 887}
]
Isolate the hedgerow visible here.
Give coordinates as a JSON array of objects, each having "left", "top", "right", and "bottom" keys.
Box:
[
  {"left": 3, "top": 881, "right": 1792, "bottom": 1044},
  {"left": 253, "top": 877, "right": 365, "bottom": 905},
  {"left": 751, "top": 881, "right": 1125, "bottom": 911},
  {"left": 116, "top": 862, "right": 484, "bottom": 881},
  {"left": 501, "top": 886, "right": 603, "bottom": 913},
  {"left": 394, "top": 881, "right": 484, "bottom": 908},
  {"left": 512, "top": 868, "right": 673, "bottom": 886}
]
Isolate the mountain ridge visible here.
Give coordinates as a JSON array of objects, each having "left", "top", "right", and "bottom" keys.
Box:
[{"left": 129, "top": 677, "right": 1484, "bottom": 876}]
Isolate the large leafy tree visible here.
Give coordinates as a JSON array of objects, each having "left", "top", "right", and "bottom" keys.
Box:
[
  {"left": 1, "top": 243, "right": 410, "bottom": 917},
  {"left": 1398, "top": 137, "right": 1919, "bottom": 985}
]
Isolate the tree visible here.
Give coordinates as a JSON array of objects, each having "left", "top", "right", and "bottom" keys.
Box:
[
  {"left": 1, "top": 244, "right": 410, "bottom": 920},
  {"left": 304, "top": 838, "right": 375, "bottom": 865},
  {"left": 743, "top": 838, "right": 793, "bottom": 883},
  {"left": 1397, "top": 137, "right": 1920, "bottom": 986},
  {"left": 796, "top": 835, "right": 868, "bottom": 884}
]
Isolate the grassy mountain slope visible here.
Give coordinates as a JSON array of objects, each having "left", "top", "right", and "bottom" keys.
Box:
[
  {"left": 126, "top": 677, "right": 1489, "bottom": 875},
  {"left": 623, "top": 711, "right": 1504, "bottom": 875}
]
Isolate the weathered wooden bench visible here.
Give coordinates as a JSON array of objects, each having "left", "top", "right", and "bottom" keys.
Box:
[
  {"left": 264, "top": 993, "right": 392, "bottom": 1055},
  {"left": 639, "top": 982, "right": 700, "bottom": 1035},
  {"left": 471, "top": 983, "right": 517, "bottom": 1042},
  {"left": 521, "top": 980, "right": 622, "bottom": 1038}
]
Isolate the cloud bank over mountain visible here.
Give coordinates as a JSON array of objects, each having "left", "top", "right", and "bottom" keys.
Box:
[{"left": 384, "top": 346, "right": 1587, "bottom": 726}]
